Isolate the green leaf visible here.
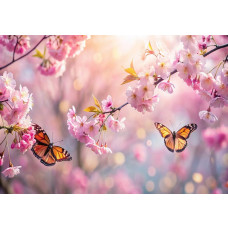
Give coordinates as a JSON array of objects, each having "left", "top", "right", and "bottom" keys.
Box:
[{"left": 33, "top": 49, "right": 44, "bottom": 59}]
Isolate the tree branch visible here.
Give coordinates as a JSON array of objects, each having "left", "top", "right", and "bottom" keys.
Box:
[
  {"left": 102, "top": 102, "right": 129, "bottom": 114},
  {"left": 203, "top": 43, "right": 228, "bottom": 57},
  {"left": 0, "top": 35, "right": 51, "bottom": 70}
]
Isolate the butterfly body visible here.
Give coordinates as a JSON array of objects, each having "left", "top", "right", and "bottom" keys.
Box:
[
  {"left": 154, "top": 122, "right": 197, "bottom": 153},
  {"left": 31, "top": 124, "right": 72, "bottom": 166}
]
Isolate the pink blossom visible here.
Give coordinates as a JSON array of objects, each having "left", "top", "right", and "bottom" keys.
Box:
[
  {"left": 63, "top": 35, "right": 89, "bottom": 57},
  {"left": 86, "top": 141, "right": 102, "bottom": 155},
  {"left": 158, "top": 81, "right": 175, "bottom": 93},
  {"left": 86, "top": 141, "right": 112, "bottom": 155},
  {"left": 85, "top": 120, "right": 99, "bottom": 137},
  {"left": 47, "top": 37, "right": 70, "bottom": 61},
  {"left": 199, "top": 72, "right": 216, "bottom": 91},
  {"left": 210, "top": 97, "right": 228, "bottom": 108},
  {"left": 107, "top": 116, "right": 126, "bottom": 132},
  {"left": 176, "top": 62, "right": 194, "bottom": 80},
  {"left": 2, "top": 166, "right": 22, "bottom": 178},
  {"left": 137, "top": 76, "right": 155, "bottom": 99},
  {"left": 67, "top": 106, "right": 77, "bottom": 121},
  {"left": 75, "top": 115, "right": 88, "bottom": 132},
  {"left": 199, "top": 110, "right": 218, "bottom": 123},
  {"left": 0, "top": 35, "right": 16, "bottom": 51},
  {"left": 203, "top": 126, "right": 228, "bottom": 151},
  {"left": 179, "top": 49, "right": 198, "bottom": 64},
  {"left": 15, "top": 36, "right": 30, "bottom": 54},
  {"left": 155, "top": 56, "right": 171, "bottom": 78},
  {"left": 192, "top": 77, "right": 201, "bottom": 90},
  {"left": 19, "top": 85, "right": 30, "bottom": 102},
  {"left": 100, "top": 145, "right": 112, "bottom": 154},
  {"left": 221, "top": 64, "right": 228, "bottom": 85},
  {"left": 38, "top": 58, "right": 66, "bottom": 77},
  {"left": 198, "top": 90, "right": 213, "bottom": 102},
  {"left": 77, "top": 132, "right": 94, "bottom": 144},
  {"left": 11, "top": 126, "right": 36, "bottom": 154},
  {"left": 215, "top": 76, "right": 228, "bottom": 99},
  {"left": 180, "top": 35, "right": 198, "bottom": 52},
  {"left": 0, "top": 77, "right": 10, "bottom": 102},
  {"left": 101, "top": 95, "right": 113, "bottom": 112},
  {"left": 126, "top": 86, "right": 140, "bottom": 109},
  {"left": 1, "top": 71, "right": 16, "bottom": 89}
]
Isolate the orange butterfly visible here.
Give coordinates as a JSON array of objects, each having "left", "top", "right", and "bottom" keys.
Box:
[
  {"left": 31, "top": 124, "right": 72, "bottom": 166},
  {"left": 154, "top": 122, "right": 197, "bottom": 152}
]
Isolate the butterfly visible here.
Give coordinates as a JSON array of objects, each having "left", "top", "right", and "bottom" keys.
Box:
[
  {"left": 31, "top": 124, "right": 72, "bottom": 166},
  {"left": 154, "top": 122, "right": 197, "bottom": 153}
]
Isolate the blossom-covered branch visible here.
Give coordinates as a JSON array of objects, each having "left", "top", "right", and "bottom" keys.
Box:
[
  {"left": 0, "top": 35, "right": 50, "bottom": 70},
  {"left": 0, "top": 71, "right": 35, "bottom": 178},
  {"left": 67, "top": 95, "right": 126, "bottom": 155}
]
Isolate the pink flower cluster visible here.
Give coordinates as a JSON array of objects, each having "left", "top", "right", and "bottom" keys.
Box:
[
  {"left": 38, "top": 35, "right": 89, "bottom": 77},
  {"left": 11, "top": 126, "right": 36, "bottom": 154},
  {"left": 0, "top": 71, "right": 33, "bottom": 127},
  {"left": 0, "top": 35, "right": 30, "bottom": 54},
  {"left": 2, "top": 165, "right": 22, "bottom": 178},
  {"left": 139, "top": 36, "right": 227, "bottom": 123},
  {"left": 0, "top": 72, "right": 35, "bottom": 178},
  {"left": 176, "top": 35, "right": 228, "bottom": 123},
  {"left": 126, "top": 70, "right": 160, "bottom": 113},
  {"left": 67, "top": 95, "right": 126, "bottom": 155},
  {"left": 203, "top": 125, "right": 228, "bottom": 151}
]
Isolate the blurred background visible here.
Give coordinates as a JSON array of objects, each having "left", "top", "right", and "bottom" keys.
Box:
[{"left": 0, "top": 35, "right": 228, "bottom": 194}]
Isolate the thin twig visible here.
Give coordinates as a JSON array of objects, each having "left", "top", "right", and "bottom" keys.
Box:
[
  {"left": 0, "top": 35, "right": 51, "bottom": 70},
  {"left": 12, "top": 36, "right": 19, "bottom": 61},
  {"left": 102, "top": 102, "right": 129, "bottom": 115}
]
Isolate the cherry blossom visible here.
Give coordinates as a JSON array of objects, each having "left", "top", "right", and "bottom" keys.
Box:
[
  {"left": 158, "top": 81, "right": 175, "bottom": 93},
  {"left": 199, "top": 110, "right": 218, "bottom": 123},
  {"left": 2, "top": 165, "right": 22, "bottom": 178}
]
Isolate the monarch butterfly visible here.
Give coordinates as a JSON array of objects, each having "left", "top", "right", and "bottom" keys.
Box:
[
  {"left": 31, "top": 124, "right": 72, "bottom": 166},
  {"left": 154, "top": 122, "right": 197, "bottom": 152}
]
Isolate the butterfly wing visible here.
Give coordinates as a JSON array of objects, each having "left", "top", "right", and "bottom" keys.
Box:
[
  {"left": 40, "top": 148, "right": 56, "bottom": 166},
  {"left": 176, "top": 124, "right": 197, "bottom": 139},
  {"left": 154, "top": 122, "right": 175, "bottom": 152},
  {"left": 154, "top": 122, "right": 173, "bottom": 138},
  {"left": 32, "top": 124, "right": 50, "bottom": 145},
  {"left": 32, "top": 143, "right": 49, "bottom": 159},
  {"left": 32, "top": 124, "right": 56, "bottom": 166},
  {"left": 174, "top": 137, "right": 187, "bottom": 153},
  {"left": 52, "top": 146, "right": 72, "bottom": 162},
  {"left": 164, "top": 135, "right": 175, "bottom": 152},
  {"left": 175, "top": 123, "right": 197, "bottom": 152},
  {"left": 31, "top": 124, "right": 50, "bottom": 159}
]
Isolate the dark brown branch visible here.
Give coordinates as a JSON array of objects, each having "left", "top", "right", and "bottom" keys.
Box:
[
  {"left": 0, "top": 35, "right": 51, "bottom": 70},
  {"left": 102, "top": 102, "right": 129, "bottom": 114},
  {"left": 203, "top": 43, "right": 228, "bottom": 57}
]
